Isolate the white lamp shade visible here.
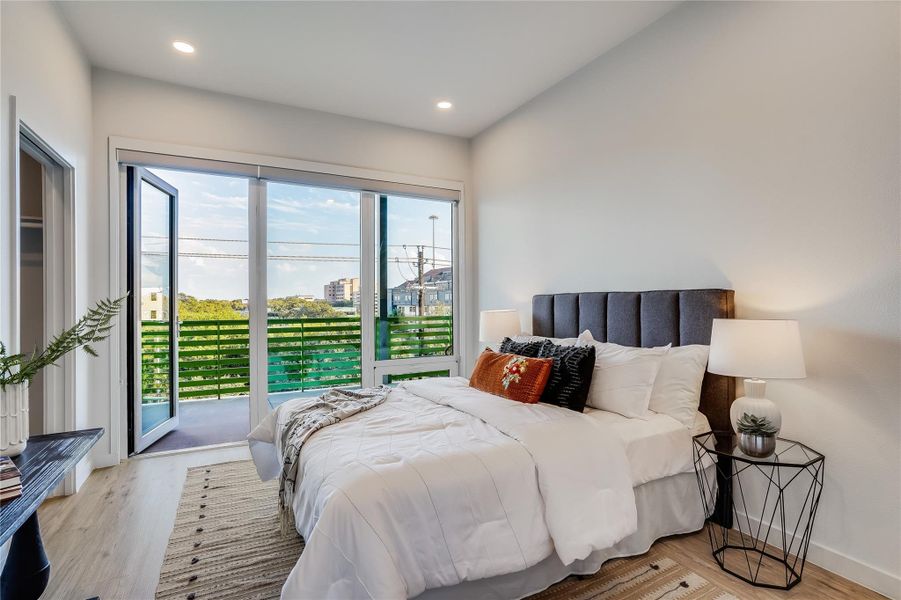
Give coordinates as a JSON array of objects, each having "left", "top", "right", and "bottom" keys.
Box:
[
  {"left": 479, "top": 309, "right": 521, "bottom": 343},
  {"left": 708, "top": 319, "right": 806, "bottom": 379}
]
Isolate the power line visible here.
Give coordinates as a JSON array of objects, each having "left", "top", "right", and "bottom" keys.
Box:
[
  {"left": 144, "top": 235, "right": 451, "bottom": 251},
  {"left": 400, "top": 245, "right": 420, "bottom": 282},
  {"left": 142, "top": 250, "right": 451, "bottom": 265}
]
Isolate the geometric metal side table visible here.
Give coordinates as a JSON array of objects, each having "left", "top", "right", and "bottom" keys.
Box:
[{"left": 693, "top": 431, "right": 825, "bottom": 590}]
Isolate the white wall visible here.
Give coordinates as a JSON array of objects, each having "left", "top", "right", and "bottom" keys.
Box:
[
  {"left": 1, "top": 1, "right": 94, "bottom": 487},
  {"left": 90, "top": 69, "right": 471, "bottom": 466},
  {"left": 472, "top": 1, "right": 900, "bottom": 597}
]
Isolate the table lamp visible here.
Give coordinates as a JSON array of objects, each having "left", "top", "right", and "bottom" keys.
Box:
[
  {"left": 479, "top": 309, "right": 521, "bottom": 347},
  {"left": 708, "top": 319, "right": 806, "bottom": 434}
]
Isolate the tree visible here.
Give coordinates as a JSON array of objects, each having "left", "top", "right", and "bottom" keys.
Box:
[
  {"left": 174, "top": 294, "right": 345, "bottom": 321},
  {"left": 268, "top": 296, "right": 343, "bottom": 319},
  {"left": 178, "top": 294, "right": 244, "bottom": 321}
]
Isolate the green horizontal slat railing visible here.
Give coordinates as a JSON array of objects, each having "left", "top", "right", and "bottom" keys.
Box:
[
  {"left": 381, "top": 315, "right": 453, "bottom": 360},
  {"left": 140, "top": 315, "right": 452, "bottom": 402}
]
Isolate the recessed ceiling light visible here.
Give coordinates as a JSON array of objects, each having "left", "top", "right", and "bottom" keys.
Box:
[
  {"left": 436, "top": 100, "right": 453, "bottom": 110},
  {"left": 173, "top": 41, "right": 195, "bottom": 54}
]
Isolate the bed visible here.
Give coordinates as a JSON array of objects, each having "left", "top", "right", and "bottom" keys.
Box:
[{"left": 249, "top": 289, "right": 735, "bottom": 600}]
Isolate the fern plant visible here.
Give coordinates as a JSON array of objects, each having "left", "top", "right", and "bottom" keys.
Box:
[
  {"left": 0, "top": 295, "right": 127, "bottom": 389},
  {"left": 736, "top": 412, "right": 778, "bottom": 436}
]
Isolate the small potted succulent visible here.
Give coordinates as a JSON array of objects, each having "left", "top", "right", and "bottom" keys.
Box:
[
  {"left": 736, "top": 412, "right": 779, "bottom": 458},
  {"left": 1, "top": 296, "right": 126, "bottom": 456}
]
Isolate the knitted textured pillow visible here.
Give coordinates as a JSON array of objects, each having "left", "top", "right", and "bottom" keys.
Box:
[
  {"left": 469, "top": 349, "right": 553, "bottom": 404},
  {"left": 499, "top": 337, "right": 548, "bottom": 358},
  {"left": 537, "top": 342, "right": 596, "bottom": 412}
]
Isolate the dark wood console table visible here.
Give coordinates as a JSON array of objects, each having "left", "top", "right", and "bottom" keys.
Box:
[{"left": 1, "top": 428, "right": 103, "bottom": 600}]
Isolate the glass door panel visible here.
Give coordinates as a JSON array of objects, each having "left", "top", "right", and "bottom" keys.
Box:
[
  {"left": 374, "top": 194, "right": 457, "bottom": 380},
  {"left": 265, "top": 182, "right": 362, "bottom": 409},
  {"left": 130, "top": 167, "right": 179, "bottom": 451}
]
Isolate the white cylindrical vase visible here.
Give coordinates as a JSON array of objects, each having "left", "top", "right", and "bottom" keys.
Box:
[
  {"left": 0, "top": 383, "right": 29, "bottom": 457},
  {"left": 730, "top": 378, "right": 781, "bottom": 435}
]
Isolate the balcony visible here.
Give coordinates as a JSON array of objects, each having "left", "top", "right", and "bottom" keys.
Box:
[{"left": 139, "top": 315, "right": 452, "bottom": 452}]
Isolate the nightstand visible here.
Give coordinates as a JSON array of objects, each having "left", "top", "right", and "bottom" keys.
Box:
[{"left": 692, "top": 431, "right": 825, "bottom": 590}]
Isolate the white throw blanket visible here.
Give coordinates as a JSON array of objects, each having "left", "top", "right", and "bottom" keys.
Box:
[
  {"left": 274, "top": 386, "right": 390, "bottom": 534},
  {"left": 248, "top": 377, "right": 637, "bottom": 599}
]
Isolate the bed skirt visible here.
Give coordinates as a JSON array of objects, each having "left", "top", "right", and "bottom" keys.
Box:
[{"left": 415, "top": 464, "right": 716, "bottom": 600}]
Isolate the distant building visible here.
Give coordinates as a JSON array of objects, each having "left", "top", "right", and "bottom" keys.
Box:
[
  {"left": 141, "top": 287, "right": 167, "bottom": 320},
  {"left": 324, "top": 277, "right": 360, "bottom": 307},
  {"left": 235, "top": 298, "right": 250, "bottom": 316},
  {"left": 389, "top": 267, "right": 452, "bottom": 316}
]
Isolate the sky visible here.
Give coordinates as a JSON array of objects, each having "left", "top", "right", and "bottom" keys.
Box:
[{"left": 142, "top": 167, "right": 453, "bottom": 303}]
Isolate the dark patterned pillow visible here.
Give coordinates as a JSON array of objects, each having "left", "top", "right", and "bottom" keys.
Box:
[
  {"left": 537, "top": 342, "right": 596, "bottom": 412},
  {"left": 499, "top": 337, "right": 548, "bottom": 358}
]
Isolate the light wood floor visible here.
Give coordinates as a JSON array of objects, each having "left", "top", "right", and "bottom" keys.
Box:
[{"left": 37, "top": 444, "right": 885, "bottom": 600}]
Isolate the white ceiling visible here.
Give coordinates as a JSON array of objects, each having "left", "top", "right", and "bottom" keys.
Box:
[{"left": 56, "top": 1, "right": 676, "bottom": 137}]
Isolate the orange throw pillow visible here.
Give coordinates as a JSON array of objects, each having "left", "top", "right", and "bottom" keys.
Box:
[{"left": 469, "top": 349, "right": 553, "bottom": 404}]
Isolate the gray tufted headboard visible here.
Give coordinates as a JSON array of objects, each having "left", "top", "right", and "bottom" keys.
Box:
[{"left": 532, "top": 289, "right": 735, "bottom": 433}]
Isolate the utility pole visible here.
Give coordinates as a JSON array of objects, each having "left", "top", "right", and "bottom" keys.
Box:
[
  {"left": 429, "top": 215, "right": 439, "bottom": 269},
  {"left": 417, "top": 245, "right": 425, "bottom": 316}
]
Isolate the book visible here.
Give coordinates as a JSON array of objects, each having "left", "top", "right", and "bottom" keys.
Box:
[
  {"left": 0, "top": 483, "right": 22, "bottom": 502},
  {"left": 1, "top": 483, "right": 21, "bottom": 495},
  {"left": 0, "top": 477, "right": 20, "bottom": 490},
  {"left": 0, "top": 456, "right": 21, "bottom": 492}
]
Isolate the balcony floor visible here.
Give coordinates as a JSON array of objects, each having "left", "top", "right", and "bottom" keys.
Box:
[
  {"left": 143, "top": 397, "right": 249, "bottom": 454},
  {"left": 141, "top": 391, "right": 324, "bottom": 454}
]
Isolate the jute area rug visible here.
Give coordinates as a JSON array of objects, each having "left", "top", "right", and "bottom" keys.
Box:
[{"left": 157, "top": 460, "right": 737, "bottom": 600}]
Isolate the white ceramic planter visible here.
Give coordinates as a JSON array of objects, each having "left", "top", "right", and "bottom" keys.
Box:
[
  {"left": 730, "top": 378, "right": 782, "bottom": 435},
  {"left": 0, "top": 383, "right": 29, "bottom": 457}
]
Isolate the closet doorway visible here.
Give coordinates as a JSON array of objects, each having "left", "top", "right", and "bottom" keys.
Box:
[
  {"left": 16, "top": 126, "right": 77, "bottom": 491},
  {"left": 19, "top": 149, "right": 46, "bottom": 436}
]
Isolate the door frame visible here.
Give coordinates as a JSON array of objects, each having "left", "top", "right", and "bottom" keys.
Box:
[
  {"left": 108, "top": 136, "right": 467, "bottom": 464},
  {"left": 247, "top": 178, "right": 268, "bottom": 428},
  {"left": 7, "top": 103, "right": 78, "bottom": 494},
  {"left": 372, "top": 359, "right": 459, "bottom": 386}
]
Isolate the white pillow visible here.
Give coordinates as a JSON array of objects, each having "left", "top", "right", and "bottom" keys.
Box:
[
  {"left": 648, "top": 345, "right": 710, "bottom": 428},
  {"left": 577, "top": 331, "right": 669, "bottom": 418}
]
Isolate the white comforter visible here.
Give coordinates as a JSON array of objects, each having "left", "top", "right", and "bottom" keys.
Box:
[{"left": 248, "top": 377, "right": 637, "bottom": 600}]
